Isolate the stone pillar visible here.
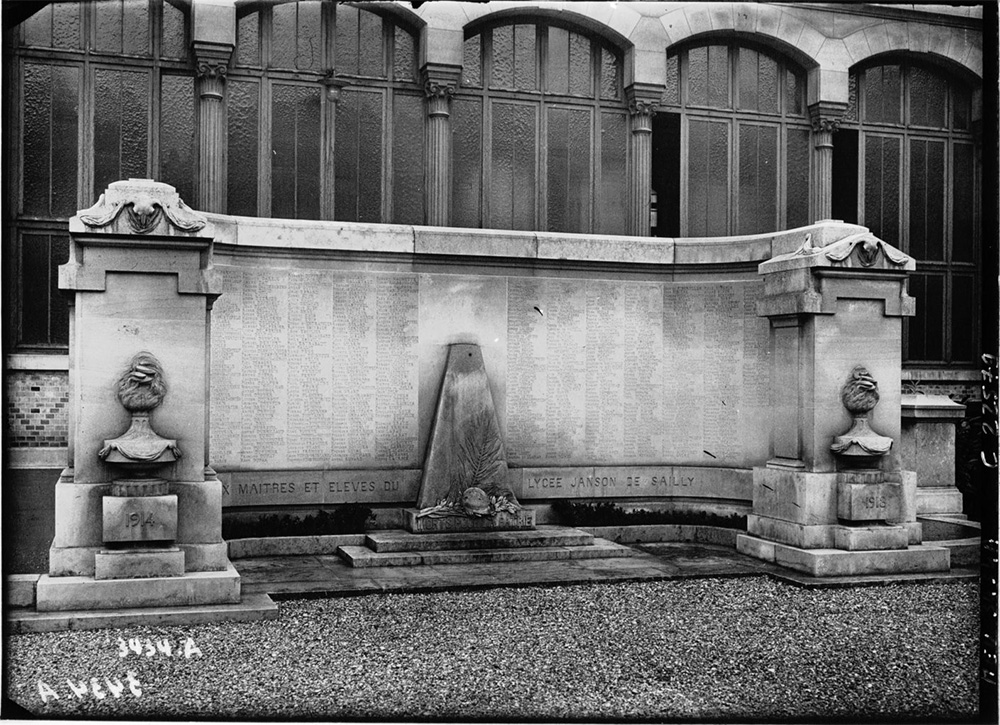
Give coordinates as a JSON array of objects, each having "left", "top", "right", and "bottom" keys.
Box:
[
  {"left": 736, "top": 224, "right": 952, "bottom": 577},
  {"left": 192, "top": 1, "right": 235, "bottom": 214},
  {"left": 625, "top": 83, "right": 663, "bottom": 237},
  {"left": 422, "top": 64, "right": 460, "bottom": 227},
  {"left": 38, "top": 179, "right": 240, "bottom": 612},
  {"left": 808, "top": 101, "right": 847, "bottom": 223},
  {"left": 900, "top": 394, "right": 967, "bottom": 514}
]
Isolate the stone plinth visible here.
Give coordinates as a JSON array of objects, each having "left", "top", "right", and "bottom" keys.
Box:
[
  {"left": 900, "top": 394, "right": 966, "bottom": 515},
  {"left": 46, "top": 179, "right": 245, "bottom": 617},
  {"left": 739, "top": 227, "right": 944, "bottom": 576}
]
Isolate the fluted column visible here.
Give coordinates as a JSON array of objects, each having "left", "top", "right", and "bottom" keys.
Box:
[
  {"left": 421, "top": 64, "right": 461, "bottom": 226},
  {"left": 193, "top": 44, "right": 232, "bottom": 214},
  {"left": 808, "top": 101, "right": 847, "bottom": 223},
  {"left": 626, "top": 84, "right": 663, "bottom": 237}
]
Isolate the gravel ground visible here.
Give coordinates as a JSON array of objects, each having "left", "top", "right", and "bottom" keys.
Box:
[{"left": 5, "top": 576, "right": 979, "bottom": 721}]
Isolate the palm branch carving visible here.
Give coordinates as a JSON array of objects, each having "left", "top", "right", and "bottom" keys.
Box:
[{"left": 456, "top": 409, "right": 504, "bottom": 493}]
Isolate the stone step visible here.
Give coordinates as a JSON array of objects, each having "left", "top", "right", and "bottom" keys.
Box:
[
  {"left": 339, "top": 538, "right": 632, "bottom": 568},
  {"left": 364, "top": 526, "right": 594, "bottom": 553}
]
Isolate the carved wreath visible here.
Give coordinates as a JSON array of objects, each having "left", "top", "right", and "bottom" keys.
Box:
[{"left": 79, "top": 193, "right": 206, "bottom": 234}]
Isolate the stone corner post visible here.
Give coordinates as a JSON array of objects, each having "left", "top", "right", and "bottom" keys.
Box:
[
  {"left": 735, "top": 225, "right": 950, "bottom": 577},
  {"left": 41, "top": 179, "right": 236, "bottom": 612},
  {"left": 625, "top": 83, "right": 664, "bottom": 237}
]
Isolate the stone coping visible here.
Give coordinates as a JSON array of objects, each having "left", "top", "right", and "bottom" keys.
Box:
[
  {"left": 900, "top": 394, "right": 967, "bottom": 419},
  {"left": 205, "top": 214, "right": 868, "bottom": 268}
]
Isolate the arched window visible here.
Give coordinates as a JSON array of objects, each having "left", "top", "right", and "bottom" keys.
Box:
[
  {"left": 654, "top": 42, "right": 810, "bottom": 237},
  {"left": 228, "top": 2, "right": 423, "bottom": 223},
  {"left": 9, "top": 0, "right": 192, "bottom": 349},
  {"left": 833, "top": 59, "right": 979, "bottom": 365},
  {"left": 452, "top": 22, "right": 628, "bottom": 234}
]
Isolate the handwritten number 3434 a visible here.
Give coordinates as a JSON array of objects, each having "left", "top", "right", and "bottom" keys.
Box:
[{"left": 118, "top": 637, "right": 202, "bottom": 659}]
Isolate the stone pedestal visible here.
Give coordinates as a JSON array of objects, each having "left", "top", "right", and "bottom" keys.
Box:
[
  {"left": 40, "top": 179, "right": 242, "bottom": 613},
  {"left": 900, "top": 393, "right": 966, "bottom": 515},
  {"left": 736, "top": 227, "right": 951, "bottom": 576}
]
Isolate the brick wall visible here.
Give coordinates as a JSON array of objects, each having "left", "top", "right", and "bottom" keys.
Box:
[{"left": 6, "top": 371, "right": 69, "bottom": 447}]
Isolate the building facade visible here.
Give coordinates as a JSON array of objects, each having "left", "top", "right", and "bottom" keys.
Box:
[{"left": 2, "top": 2, "right": 990, "bottom": 548}]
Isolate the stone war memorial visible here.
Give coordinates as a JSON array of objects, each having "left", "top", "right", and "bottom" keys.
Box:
[{"left": 14, "top": 175, "right": 967, "bottom": 626}]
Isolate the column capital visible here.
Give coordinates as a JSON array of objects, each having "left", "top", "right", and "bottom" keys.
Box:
[
  {"left": 808, "top": 101, "right": 849, "bottom": 134},
  {"left": 193, "top": 41, "right": 233, "bottom": 100},
  {"left": 421, "top": 63, "right": 462, "bottom": 98},
  {"left": 625, "top": 82, "right": 664, "bottom": 119}
]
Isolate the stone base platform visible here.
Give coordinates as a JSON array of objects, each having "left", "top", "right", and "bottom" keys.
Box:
[
  {"left": 95, "top": 547, "right": 185, "bottom": 580},
  {"left": 404, "top": 508, "right": 536, "bottom": 533},
  {"left": 916, "top": 487, "right": 965, "bottom": 515},
  {"left": 7, "top": 593, "right": 278, "bottom": 634},
  {"left": 36, "top": 564, "right": 241, "bottom": 612},
  {"left": 735, "top": 534, "right": 950, "bottom": 577},
  {"left": 339, "top": 526, "right": 632, "bottom": 568}
]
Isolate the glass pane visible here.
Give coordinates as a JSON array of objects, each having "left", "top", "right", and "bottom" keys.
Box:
[
  {"left": 53, "top": 3, "right": 81, "bottom": 50},
  {"left": 271, "top": 84, "right": 320, "bottom": 220},
  {"left": 271, "top": 3, "right": 296, "bottom": 68},
  {"left": 952, "top": 84, "right": 971, "bottom": 130},
  {"left": 336, "top": 89, "right": 383, "bottom": 222},
  {"left": 601, "top": 47, "right": 619, "bottom": 100},
  {"left": 23, "top": 64, "right": 50, "bottom": 216},
  {"left": 688, "top": 119, "right": 729, "bottom": 236},
  {"left": 688, "top": 46, "right": 708, "bottom": 106},
  {"left": 159, "top": 75, "right": 195, "bottom": 205},
  {"left": 864, "top": 65, "right": 901, "bottom": 124},
  {"left": 20, "top": 234, "right": 52, "bottom": 345},
  {"left": 785, "top": 127, "right": 810, "bottom": 229},
  {"left": 952, "top": 143, "right": 975, "bottom": 263},
  {"left": 547, "top": 107, "right": 591, "bottom": 233},
  {"left": 738, "top": 124, "right": 777, "bottom": 234},
  {"left": 296, "top": 2, "right": 322, "bottom": 72},
  {"left": 23, "top": 5, "right": 53, "bottom": 47},
  {"left": 908, "top": 139, "right": 927, "bottom": 259},
  {"left": 568, "top": 32, "right": 591, "bottom": 96},
  {"left": 845, "top": 72, "right": 858, "bottom": 121},
  {"left": 358, "top": 9, "right": 384, "bottom": 77},
  {"left": 452, "top": 97, "right": 482, "bottom": 228},
  {"left": 599, "top": 112, "right": 626, "bottom": 234},
  {"left": 462, "top": 36, "right": 481, "bottom": 87},
  {"left": 95, "top": 0, "right": 124, "bottom": 53},
  {"left": 227, "top": 80, "right": 259, "bottom": 216},
  {"left": 951, "top": 273, "right": 975, "bottom": 362},
  {"left": 663, "top": 53, "right": 679, "bottom": 106},
  {"left": 50, "top": 235, "right": 69, "bottom": 345},
  {"left": 738, "top": 48, "right": 758, "bottom": 112},
  {"left": 915, "top": 274, "right": 944, "bottom": 361},
  {"left": 491, "top": 25, "right": 513, "bottom": 89},
  {"left": 907, "top": 139, "right": 945, "bottom": 260},
  {"left": 863, "top": 134, "right": 900, "bottom": 245},
  {"left": 335, "top": 5, "right": 359, "bottom": 75},
  {"left": 50, "top": 66, "right": 80, "bottom": 217},
  {"left": 909, "top": 66, "right": 946, "bottom": 128},
  {"left": 394, "top": 25, "right": 415, "bottom": 81},
  {"left": 392, "top": 93, "right": 424, "bottom": 224},
  {"left": 708, "top": 45, "right": 729, "bottom": 109},
  {"left": 514, "top": 25, "right": 536, "bottom": 91},
  {"left": 161, "top": 0, "right": 186, "bottom": 59},
  {"left": 235, "top": 11, "right": 260, "bottom": 66},
  {"left": 93, "top": 69, "right": 149, "bottom": 197},
  {"left": 785, "top": 68, "right": 803, "bottom": 116},
  {"left": 547, "top": 27, "right": 569, "bottom": 94},
  {"left": 122, "top": 0, "right": 150, "bottom": 56},
  {"left": 758, "top": 53, "right": 778, "bottom": 113},
  {"left": 490, "top": 102, "right": 536, "bottom": 230}
]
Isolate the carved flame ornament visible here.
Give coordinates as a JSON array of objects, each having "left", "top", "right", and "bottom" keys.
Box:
[
  {"left": 830, "top": 365, "right": 893, "bottom": 461},
  {"left": 99, "top": 352, "right": 181, "bottom": 470}
]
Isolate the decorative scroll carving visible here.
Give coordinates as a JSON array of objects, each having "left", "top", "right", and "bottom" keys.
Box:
[
  {"left": 824, "top": 233, "right": 911, "bottom": 267},
  {"left": 78, "top": 183, "right": 206, "bottom": 235},
  {"left": 196, "top": 60, "right": 228, "bottom": 82},
  {"left": 810, "top": 116, "right": 842, "bottom": 134},
  {"left": 808, "top": 101, "right": 848, "bottom": 136},
  {"left": 423, "top": 80, "right": 456, "bottom": 100},
  {"left": 627, "top": 98, "right": 659, "bottom": 118},
  {"left": 831, "top": 366, "right": 893, "bottom": 459},
  {"left": 99, "top": 352, "right": 181, "bottom": 468}
]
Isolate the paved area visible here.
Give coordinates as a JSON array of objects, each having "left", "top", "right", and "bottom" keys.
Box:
[{"left": 235, "top": 542, "right": 979, "bottom": 599}]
